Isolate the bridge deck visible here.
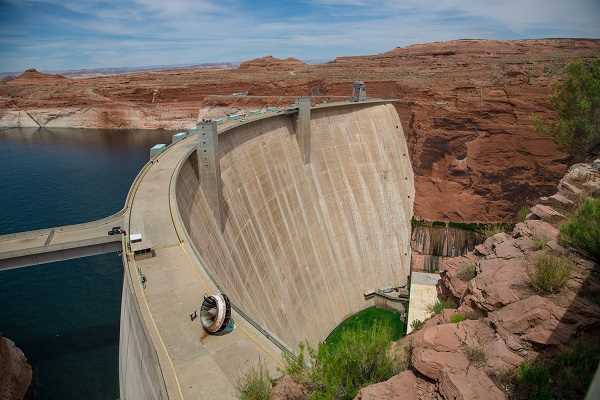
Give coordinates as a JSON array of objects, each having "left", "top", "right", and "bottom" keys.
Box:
[{"left": 0, "top": 212, "right": 124, "bottom": 270}]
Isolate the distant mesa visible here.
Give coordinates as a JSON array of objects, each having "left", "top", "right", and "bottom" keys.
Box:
[
  {"left": 11, "top": 68, "right": 67, "bottom": 83},
  {"left": 238, "top": 55, "right": 306, "bottom": 70}
]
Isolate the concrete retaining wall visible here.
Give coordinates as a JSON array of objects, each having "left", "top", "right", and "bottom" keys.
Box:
[
  {"left": 119, "top": 269, "right": 168, "bottom": 400},
  {"left": 176, "top": 102, "right": 414, "bottom": 348}
]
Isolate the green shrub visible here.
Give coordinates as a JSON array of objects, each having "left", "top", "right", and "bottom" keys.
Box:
[
  {"left": 517, "top": 362, "right": 552, "bottom": 400},
  {"left": 410, "top": 319, "right": 424, "bottom": 331},
  {"left": 517, "top": 206, "right": 530, "bottom": 222},
  {"left": 281, "top": 343, "right": 313, "bottom": 384},
  {"left": 450, "top": 313, "right": 466, "bottom": 323},
  {"left": 464, "top": 345, "right": 486, "bottom": 366},
  {"left": 457, "top": 263, "right": 477, "bottom": 281},
  {"left": 428, "top": 298, "right": 456, "bottom": 315},
  {"left": 282, "top": 321, "right": 400, "bottom": 400},
  {"left": 560, "top": 197, "right": 600, "bottom": 261},
  {"left": 515, "top": 341, "right": 600, "bottom": 400},
  {"left": 237, "top": 363, "right": 272, "bottom": 400},
  {"left": 528, "top": 253, "right": 573, "bottom": 293},
  {"left": 534, "top": 58, "right": 600, "bottom": 158}
]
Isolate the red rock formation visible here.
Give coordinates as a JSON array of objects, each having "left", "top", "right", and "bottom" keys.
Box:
[
  {"left": 11, "top": 68, "right": 66, "bottom": 84},
  {"left": 0, "top": 336, "right": 32, "bottom": 400},
  {"left": 239, "top": 56, "right": 306, "bottom": 70},
  {"left": 354, "top": 370, "right": 417, "bottom": 400},
  {"left": 356, "top": 158, "right": 600, "bottom": 399},
  {"left": 2, "top": 39, "right": 599, "bottom": 221}
]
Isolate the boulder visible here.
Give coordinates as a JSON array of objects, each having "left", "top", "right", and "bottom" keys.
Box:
[
  {"left": 488, "top": 295, "right": 577, "bottom": 346},
  {"left": 529, "top": 204, "right": 565, "bottom": 224},
  {"left": 271, "top": 376, "right": 308, "bottom": 400},
  {"left": 524, "top": 220, "right": 559, "bottom": 243},
  {"left": 412, "top": 347, "right": 469, "bottom": 380},
  {"left": 465, "top": 258, "right": 529, "bottom": 311},
  {"left": 353, "top": 370, "right": 417, "bottom": 400},
  {"left": 439, "top": 367, "right": 506, "bottom": 400},
  {"left": 0, "top": 336, "right": 32, "bottom": 400}
]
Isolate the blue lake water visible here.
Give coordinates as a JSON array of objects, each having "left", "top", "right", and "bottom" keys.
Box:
[{"left": 0, "top": 127, "right": 173, "bottom": 399}]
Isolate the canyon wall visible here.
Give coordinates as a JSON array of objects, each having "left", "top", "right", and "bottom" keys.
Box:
[{"left": 2, "top": 39, "right": 599, "bottom": 221}]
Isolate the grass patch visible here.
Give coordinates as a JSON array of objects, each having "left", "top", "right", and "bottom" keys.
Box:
[
  {"left": 477, "top": 223, "right": 513, "bottom": 238},
  {"left": 528, "top": 253, "right": 573, "bottom": 294},
  {"left": 284, "top": 321, "right": 401, "bottom": 400},
  {"left": 427, "top": 298, "right": 456, "bottom": 315},
  {"left": 450, "top": 313, "right": 466, "bottom": 323},
  {"left": 464, "top": 345, "right": 486, "bottom": 366},
  {"left": 448, "top": 221, "right": 485, "bottom": 232},
  {"left": 533, "top": 238, "right": 548, "bottom": 250},
  {"left": 559, "top": 197, "right": 600, "bottom": 262},
  {"left": 518, "top": 206, "right": 530, "bottom": 222},
  {"left": 237, "top": 362, "right": 272, "bottom": 400},
  {"left": 457, "top": 263, "right": 477, "bottom": 281},
  {"left": 326, "top": 307, "right": 405, "bottom": 349},
  {"left": 410, "top": 319, "right": 424, "bottom": 331},
  {"left": 515, "top": 342, "right": 600, "bottom": 400}
]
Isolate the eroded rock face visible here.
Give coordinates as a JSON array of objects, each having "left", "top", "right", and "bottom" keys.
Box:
[
  {"left": 355, "top": 159, "right": 600, "bottom": 400},
  {"left": 354, "top": 370, "right": 417, "bottom": 400},
  {"left": 0, "top": 336, "right": 32, "bottom": 400},
  {"left": 3, "top": 39, "right": 599, "bottom": 221},
  {"left": 239, "top": 56, "right": 306, "bottom": 71}
]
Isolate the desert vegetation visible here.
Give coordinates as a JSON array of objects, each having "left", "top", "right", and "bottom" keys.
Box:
[
  {"left": 535, "top": 58, "right": 600, "bottom": 158},
  {"left": 237, "top": 362, "right": 272, "bottom": 400},
  {"left": 281, "top": 321, "right": 402, "bottom": 400},
  {"left": 449, "top": 313, "right": 466, "bottom": 323},
  {"left": 559, "top": 197, "right": 600, "bottom": 261},
  {"left": 528, "top": 253, "right": 573, "bottom": 294},
  {"left": 513, "top": 341, "right": 600, "bottom": 400},
  {"left": 464, "top": 345, "right": 486, "bottom": 366},
  {"left": 410, "top": 319, "right": 424, "bottom": 331},
  {"left": 457, "top": 263, "right": 477, "bottom": 281},
  {"left": 428, "top": 298, "right": 456, "bottom": 315},
  {"left": 517, "top": 206, "right": 530, "bottom": 222},
  {"left": 239, "top": 307, "right": 406, "bottom": 400}
]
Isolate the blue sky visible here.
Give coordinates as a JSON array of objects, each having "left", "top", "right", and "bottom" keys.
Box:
[{"left": 1, "top": 0, "right": 599, "bottom": 72}]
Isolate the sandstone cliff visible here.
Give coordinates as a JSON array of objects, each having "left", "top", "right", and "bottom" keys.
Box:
[
  {"left": 354, "top": 159, "right": 600, "bottom": 400},
  {"left": 2, "top": 39, "right": 599, "bottom": 221}
]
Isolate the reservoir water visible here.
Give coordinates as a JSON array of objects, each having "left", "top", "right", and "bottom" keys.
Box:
[{"left": 0, "top": 127, "right": 173, "bottom": 399}]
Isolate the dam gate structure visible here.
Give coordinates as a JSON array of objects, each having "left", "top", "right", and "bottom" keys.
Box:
[{"left": 0, "top": 95, "right": 416, "bottom": 400}]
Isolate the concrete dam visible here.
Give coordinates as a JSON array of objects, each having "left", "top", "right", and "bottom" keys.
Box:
[
  {"left": 177, "top": 101, "right": 414, "bottom": 348},
  {"left": 0, "top": 98, "right": 416, "bottom": 399}
]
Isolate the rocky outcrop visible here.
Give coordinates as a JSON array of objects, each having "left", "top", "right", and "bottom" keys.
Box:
[
  {"left": 354, "top": 371, "right": 417, "bottom": 400},
  {"left": 358, "top": 158, "right": 600, "bottom": 399},
  {"left": 239, "top": 56, "right": 306, "bottom": 70},
  {"left": 11, "top": 68, "right": 66, "bottom": 84},
  {"left": 2, "top": 39, "right": 599, "bottom": 221},
  {"left": 0, "top": 336, "right": 32, "bottom": 400}
]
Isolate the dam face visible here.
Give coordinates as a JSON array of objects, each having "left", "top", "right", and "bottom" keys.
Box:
[{"left": 176, "top": 102, "right": 414, "bottom": 348}]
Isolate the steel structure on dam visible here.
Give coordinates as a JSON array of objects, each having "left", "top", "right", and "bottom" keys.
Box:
[{"left": 0, "top": 98, "right": 415, "bottom": 399}]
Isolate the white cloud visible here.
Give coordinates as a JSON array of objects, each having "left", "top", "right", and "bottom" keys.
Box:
[{"left": 1, "top": 0, "right": 599, "bottom": 71}]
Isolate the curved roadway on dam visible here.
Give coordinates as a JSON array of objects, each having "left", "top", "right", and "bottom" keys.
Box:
[{"left": 79, "top": 100, "right": 414, "bottom": 400}]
